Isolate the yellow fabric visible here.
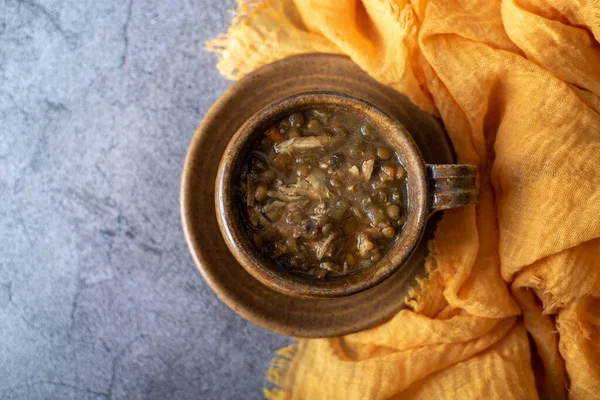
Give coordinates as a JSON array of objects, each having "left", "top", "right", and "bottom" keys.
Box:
[{"left": 207, "top": 0, "right": 600, "bottom": 398}]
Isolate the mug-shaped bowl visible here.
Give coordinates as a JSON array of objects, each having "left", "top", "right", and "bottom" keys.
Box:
[{"left": 215, "top": 91, "right": 477, "bottom": 298}]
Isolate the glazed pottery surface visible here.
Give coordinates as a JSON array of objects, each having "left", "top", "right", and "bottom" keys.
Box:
[
  {"left": 182, "top": 54, "right": 458, "bottom": 337},
  {"left": 215, "top": 91, "right": 477, "bottom": 299}
]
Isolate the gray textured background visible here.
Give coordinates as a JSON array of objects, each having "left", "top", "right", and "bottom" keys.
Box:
[{"left": 0, "top": 0, "right": 292, "bottom": 398}]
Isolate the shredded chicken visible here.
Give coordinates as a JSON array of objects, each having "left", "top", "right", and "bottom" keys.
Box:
[
  {"left": 315, "top": 235, "right": 336, "bottom": 259},
  {"left": 319, "top": 261, "right": 339, "bottom": 272},
  {"left": 270, "top": 222, "right": 295, "bottom": 238},
  {"left": 310, "top": 202, "right": 329, "bottom": 226},
  {"left": 305, "top": 171, "right": 332, "bottom": 198},
  {"left": 313, "top": 201, "right": 327, "bottom": 218},
  {"left": 267, "top": 190, "right": 306, "bottom": 202},
  {"left": 342, "top": 262, "right": 349, "bottom": 274},
  {"left": 261, "top": 200, "right": 286, "bottom": 215},
  {"left": 274, "top": 136, "right": 335, "bottom": 153},
  {"left": 362, "top": 159, "right": 375, "bottom": 182},
  {"left": 357, "top": 232, "right": 375, "bottom": 257},
  {"left": 269, "top": 173, "right": 332, "bottom": 201},
  {"left": 277, "top": 185, "right": 316, "bottom": 199}
]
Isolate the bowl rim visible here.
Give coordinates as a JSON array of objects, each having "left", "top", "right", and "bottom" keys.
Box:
[{"left": 215, "top": 91, "right": 429, "bottom": 298}]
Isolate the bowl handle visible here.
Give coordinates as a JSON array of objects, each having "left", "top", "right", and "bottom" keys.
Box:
[{"left": 426, "top": 164, "right": 479, "bottom": 214}]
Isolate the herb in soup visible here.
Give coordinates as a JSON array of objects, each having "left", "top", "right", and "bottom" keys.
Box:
[{"left": 239, "top": 107, "right": 408, "bottom": 279}]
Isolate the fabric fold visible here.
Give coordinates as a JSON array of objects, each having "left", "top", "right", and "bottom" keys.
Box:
[{"left": 208, "top": 0, "right": 600, "bottom": 398}]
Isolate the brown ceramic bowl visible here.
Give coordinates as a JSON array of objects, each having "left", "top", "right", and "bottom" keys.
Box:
[{"left": 215, "top": 91, "right": 477, "bottom": 299}]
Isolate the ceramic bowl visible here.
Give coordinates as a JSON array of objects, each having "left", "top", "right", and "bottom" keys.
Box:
[{"left": 214, "top": 91, "right": 477, "bottom": 298}]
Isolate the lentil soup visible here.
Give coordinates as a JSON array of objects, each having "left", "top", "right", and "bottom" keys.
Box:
[{"left": 238, "top": 106, "right": 408, "bottom": 279}]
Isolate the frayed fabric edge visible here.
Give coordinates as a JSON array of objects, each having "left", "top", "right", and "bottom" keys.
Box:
[
  {"left": 405, "top": 239, "right": 439, "bottom": 312},
  {"left": 527, "top": 274, "right": 566, "bottom": 315},
  {"left": 205, "top": 0, "right": 278, "bottom": 80},
  {"left": 264, "top": 344, "right": 298, "bottom": 400}
]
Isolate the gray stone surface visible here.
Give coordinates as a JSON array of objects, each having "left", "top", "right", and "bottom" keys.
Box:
[{"left": 0, "top": 0, "right": 292, "bottom": 398}]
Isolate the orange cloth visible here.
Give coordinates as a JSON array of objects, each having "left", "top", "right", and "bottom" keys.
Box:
[{"left": 207, "top": 0, "right": 600, "bottom": 398}]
